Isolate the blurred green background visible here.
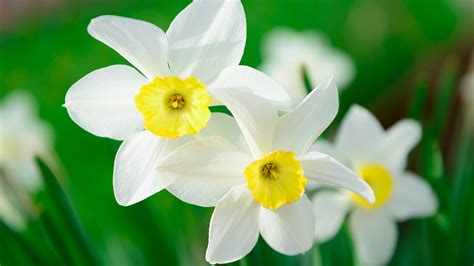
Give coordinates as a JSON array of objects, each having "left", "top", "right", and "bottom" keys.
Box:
[{"left": 0, "top": 0, "right": 473, "bottom": 265}]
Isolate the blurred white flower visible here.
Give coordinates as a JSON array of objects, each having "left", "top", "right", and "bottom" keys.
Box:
[
  {"left": 63, "top": 0, "right": 291, "bottom": 206},
  {"left": 260, "top": 28, "right": 355, "bottom": 108},
  {"left": 0, "top": 90, "right": 53, "bottom": 229},
  {"left": 0, "top": 186, "right": 26, "bottom": 230},
  {"left": 156, "top": 78, "right": 374, "bottom": 263},
  {"left": 311, "top": 105, "right": 438, "bottom": 265}
]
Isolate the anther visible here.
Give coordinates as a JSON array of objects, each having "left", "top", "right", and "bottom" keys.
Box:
[
  {"left": 168, "top": 94, "right": 185, "bottom": 109},
  {"left": 262, "top": 163, "right": 278, "bottom": 179}
]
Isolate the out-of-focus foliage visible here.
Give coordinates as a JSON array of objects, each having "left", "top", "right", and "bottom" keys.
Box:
[{"left": 0, "top": 0, "right": 472, "bottom": 265}]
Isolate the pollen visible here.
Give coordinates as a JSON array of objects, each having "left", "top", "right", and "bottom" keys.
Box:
[
  {"left": 134, "top": 76, "right": 212, "bottom": 138},
  {"left": 262, "top": 163, "right": 278, "bottom": 179},
  {"left": 168, "top": 94, "right": 185, "bottom": 109},
  {"left": 245, "top": 151, "right": 307, "bottom": 210},
  {"left": 352, "top": 164, "right": 394, "bottom": 209}
]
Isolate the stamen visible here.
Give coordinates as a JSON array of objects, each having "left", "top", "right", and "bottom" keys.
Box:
[
  {"left": 168, "top": 94, "right": 185, "bottom": 109},
  {"left": 262, "top": 163, "right": 278, "bottom": 179}
]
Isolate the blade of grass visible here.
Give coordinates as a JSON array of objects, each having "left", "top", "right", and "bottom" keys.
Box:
[
  {"left": 311, "top": 244, "right": 322, "bottom": 266},
  {"left": 451, "top": 128, "right": 473, "bottom": 221},
  {"left": 28, "top": 218, "right": 64, "bottom": 264},
  {"left": 35, "top": 158, "right": 99, "bottom": 265},
  {"left": 409, "top": 78, "right": 428, "bottom": 120},
  {"left": 0, "top": 221, "right": 33, "bottom": 265},
  {"left": 419, "top": 135, "right": 451, "bottom": 266},
  {"left": 450, "top": 128, "right": 473, "bottom": 264},
  {"left": 319, "top": 224, "right": 354, "bottom": 266},
  {"left": 431, "top": 64, "right": 457, "bottom": 139},
  {"left": 416, "top": 61, "right": 459, "bottom": 266},
  {"left": 37, "top": 209, "right": 75, "bottom": 264}
]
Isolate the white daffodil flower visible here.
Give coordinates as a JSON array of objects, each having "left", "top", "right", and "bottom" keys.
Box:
[
  {"left": 311, "top": 105, "right": 438, "bottom": 265},
  {"left": 63, "top": 0, "right": 291, "bottom": 206},
  {"left": 260, "top": 28, "right": 355, "bottom": 108},
  {"left": 156, "top": 78, "right": 375, "bottom": 264},
  {"left": 0, "top": 91, "right": 53, "bottom": 230}
]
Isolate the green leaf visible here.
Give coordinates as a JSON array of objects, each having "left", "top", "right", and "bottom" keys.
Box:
[
  {"left": 302, "top": 65, "right": 313, "bottom": 94},
  {"left": 431, "top": 64, "right": 457, "bottom": 139},
  {"left": 37, "top": 210, "right": 75, "bottom": 264},
  {"left": 409, "top": 78, "right": 428, "bottom": 121},
  {"left": 0, "top": 221, "right": 36, "bottom": 265},
  {"left": 35, "top": 158, "right": 99, "bottom": 265},
  {"left": 450, "top": 128, "right": 474, "bottom": 264},
  {"left": 210, "top": 105, "right": 232, "bottom": 116},
  {"left": 319, "top": 224, "right": 354, "bottom": 266}
]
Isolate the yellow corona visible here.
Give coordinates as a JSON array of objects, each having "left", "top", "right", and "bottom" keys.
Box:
[
  {"left": 352, "top": 164, "right": 394, "bottom": 209},
  {"left": 245, "top": 151, "right": 307, "bottom": 210},
  {"left": 135, "top": 76, "right": 212, "bottom": 138}
]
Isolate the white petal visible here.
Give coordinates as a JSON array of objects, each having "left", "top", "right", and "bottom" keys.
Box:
[
  {"left": 212, "top": 89, "right": 278, "bottom": 158},
  {"left": 258, "top": 195, "right": 314, "bottom": 255},
  {"left": 200, "top": 112, "right": 250, "bottom": 155},
  {"left": 304, "top": 44, "right": 355, "bottom": 91},
  {"left": 88, "top": 15, "right": 169, "bottom": 79},
  {"left": 376, "top": 119, "right": 422, "bottom": 172},
  {"left": 210, "top": 66, "right": 291, "bottom": 111},
  {"left": 260, "top": 58, "right": 308, "bottom": 109},
  {"left": 335, "top": 104, "right": 385, "bottom": 166},
  {"left": 299, "top": 151, "right": 375, "bottom": 203},
  {"left": 158, "top": 137, "right": 251, "bottom": 207},
  {"left": 199, "top": 112, "right": 242, "bottom": 143},
  {"left": 305, "top": 139, "right": 342, "bottom": 191},
  {"left": 387, "top": 172, "right": 438, "bottom": 221},
  {"left": 113, "top": 131, "right": 184, "bottom": 206},
  {"left": 206, "top": 185, "right": 260, "bottom": 264},
  {"left": 0, "top": 91, "right": 53, "bottom": 162},
  {"left": 167, "top": 0, "right": 246, "bottom": 83},
  {"left": 0, "top": 90, "right": 37, "bottom": 124},
  {"left": 260, "top": 28, "right": 355, "bottom": 107},
  {"left": 272, "top": 77, "right": 338, "bottom": 155},
  {"left": 4, "top": 158, "right": 42, "bottom": 193},
  {"left": 349, "top": 209, "right": 398, "bottom": 265},
  {"left": 312, "top": 191, "right": 351, "bottom": 242},
  {"left": 259, "top": 29, "right": 318, "bottom": 108},
  {"left": 308, "top": 139, "right": 340, "bottom": 160},
  {"left": 64, "top": 65, "right": 147, "bottom": 140}
]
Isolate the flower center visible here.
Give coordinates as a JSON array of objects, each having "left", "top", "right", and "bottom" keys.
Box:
[
  {"left": 244, "top": 151, "right": 307, "bottom": 210},
  {"left": 135, "top": 76, "right": 212, "bottom": 139},
  {"left": 168, "top": 94, "right": 185, "bottom": 109},
  {"left": 262, "top": 163, "right": 278, "bottom": 179},
  {"left": 352, "top": 164, "right": 394, "bottom": 209}
]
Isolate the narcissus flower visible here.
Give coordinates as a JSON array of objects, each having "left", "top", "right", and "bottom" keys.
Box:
[
  {"left": 63, "top": 0, "right": 290, "bottom": 206},
  {"left": 0, "top": 91, "right": 53, "bottom": 230},
  {"left": 156, "top": 78, "right": 374, "bottom": 263},
  {"left": 311, "top": 105, "right": 438, "bottom": 265},
  {"left": 260, "top": 28, "right": 355, "bottom": 108}
]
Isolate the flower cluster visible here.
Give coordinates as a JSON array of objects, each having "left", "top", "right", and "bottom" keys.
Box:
[{"left": 63, "top": 0, "right": 438, "bottom": 264}]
